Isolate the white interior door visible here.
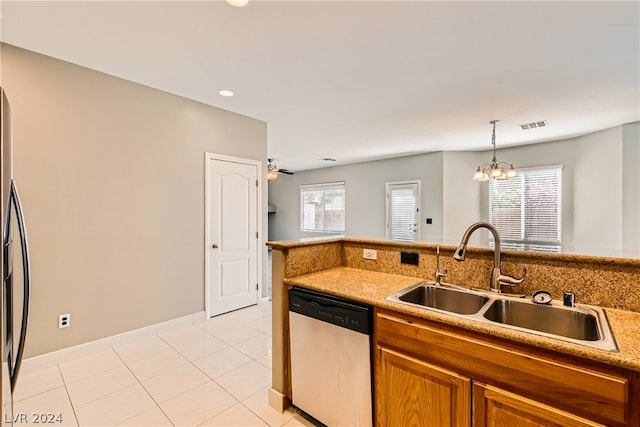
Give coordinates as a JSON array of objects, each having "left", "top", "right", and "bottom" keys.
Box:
[
  {"left": 386, "top": 181, "right": 420, "bottom": 242},
  {"left": 206, "top": 154, "right": 259, "bottom": 317}
]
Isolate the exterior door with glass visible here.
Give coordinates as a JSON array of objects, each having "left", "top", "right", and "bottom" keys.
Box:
[{"left": 386, "top": 181, "right": 420, "bottom": 242}]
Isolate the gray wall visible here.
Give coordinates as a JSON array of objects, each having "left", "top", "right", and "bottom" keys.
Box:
[
  {"left": 268, "top": 152, "right": 446, "bottom": 243},
  {"left": 269, "top": 123, "right": 640, "bottom": 257},
  {"left": 623, "top": 122, "right": 640, "bottom": 253},
  {"left": 1, "top": 44, "right": 268, "bottom": 357},
  {"left": 493, "top": 124, "right": 639, "bottom": 256},
  {"left": 572, "top": 126, "right": 623, "bottom": 254},
  {"left": 442, "top": 151, "right": 485, "bottom": 246}
]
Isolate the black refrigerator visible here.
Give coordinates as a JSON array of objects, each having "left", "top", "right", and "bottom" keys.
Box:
[{"left": 1, "top": 87, "right": 31, "bottom": 426}]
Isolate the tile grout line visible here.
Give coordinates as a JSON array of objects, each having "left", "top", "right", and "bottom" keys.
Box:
[
  {"left": 158, "top": 326, "right": 237, "bottom": 363},
  {"left": 111, "top": 344, "right": 177, "bottom": 427},
  {"left": 156, "top": 341, "right": 251, "bottom": 427},
  {"left": 195, "top": 375, "right": 259, "bottom": 427},
  {"left": 123, "top": 330, "right": 269, "bottom": 426},
  {"left": 222, "top": 306, "right": 277, "bottom": 426},
  {"left": 184, "top": 323, "right": 274, "bottom": 426},
  {"left": 200, "top": 337, "right": 275, "bottom": 426},
  {"left": 16, "top": 303, "right": 275, "bottom": 427},
  {"left": 14, "top": 357, "right": 123, "bottom": 423},
  {"left": 157, "top": 326, "right": 271, "bottom": 402},
  {"left": 237, "top": 388, "right": 296, "bottom": 427},
  {"left": 11, "top": 383, "right": 65, "bottom": 405},
  {"left": 61, "top": 366, "right": 128, "bottom": 411},
  {"left": 190, "top": 317, "right": 270, "bottom": 360},
  {"left": 56, "top": 363, "right": 81, "bottom": 427}
]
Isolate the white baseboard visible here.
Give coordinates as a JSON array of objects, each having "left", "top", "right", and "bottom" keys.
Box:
[{"left": 21, "top": 311, "right": 206, "bottom": 374}]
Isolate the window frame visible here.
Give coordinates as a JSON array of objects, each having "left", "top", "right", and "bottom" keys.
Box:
[
  {"left": 488, "top": 165, "right": 563, "bottom": 252},
  {"left": 299, "top": 181, "right": 346, "bottom": 233}
]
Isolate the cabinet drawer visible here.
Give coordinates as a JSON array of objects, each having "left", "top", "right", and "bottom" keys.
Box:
[{"left": 375, "top": 309, "right": 631, "bottom": 426}]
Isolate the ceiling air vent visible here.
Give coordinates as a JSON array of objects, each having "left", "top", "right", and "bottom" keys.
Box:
[{"left": 519, "top": 120, "right": 548, "bottom": 130}]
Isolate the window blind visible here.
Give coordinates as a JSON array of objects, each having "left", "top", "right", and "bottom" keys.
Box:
[
  {"left": 489, "top": 166, "right": 562, "bottom": 252},
  {"left": 389, "top": 187, "right": 417, "bottom": 242},
  {"left": 300, "top": 182, "right": 345, "bottom": 233}
]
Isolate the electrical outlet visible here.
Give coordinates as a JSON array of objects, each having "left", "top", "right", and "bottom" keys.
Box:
[
  {"left": 363, "top": 249, "right": 377, "bottom": 260},
  {"left": 59, "top": 313, "right": 71, "bottom": 329}
]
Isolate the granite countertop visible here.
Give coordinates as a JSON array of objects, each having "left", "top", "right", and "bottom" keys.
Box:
[{"left": 284, "top": 266, "right": 640, "bottom": 373}]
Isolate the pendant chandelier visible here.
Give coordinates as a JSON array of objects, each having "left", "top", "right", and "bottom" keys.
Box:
[{"left": 473, "top": 120, "right": 517, "bottom": 181}]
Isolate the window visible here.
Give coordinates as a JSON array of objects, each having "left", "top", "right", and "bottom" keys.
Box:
[
  {"left": 489, "top": 166, "right": 562, "bottom": 252},
  {"left": 300, "top": 182, "right": 345, "bottom": 233},
  {"left": 386, "top": 181, "right": 420, "bottom": 242}
]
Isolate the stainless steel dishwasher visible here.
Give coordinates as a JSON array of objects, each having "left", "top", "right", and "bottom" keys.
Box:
[{"left": 288, "top": 287, "right": 373, "bottom": 426}]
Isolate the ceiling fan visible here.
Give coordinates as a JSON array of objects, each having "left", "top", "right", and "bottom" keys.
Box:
[{"left": 267, "top": 158, "right": 294, "bottom": 181}]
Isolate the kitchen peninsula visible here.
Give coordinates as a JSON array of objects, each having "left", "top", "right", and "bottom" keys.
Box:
[{"left": 267, "top": 237, "right": 640, "bottom": 426}]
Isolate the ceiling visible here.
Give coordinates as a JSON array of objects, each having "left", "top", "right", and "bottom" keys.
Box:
[{"left": 1, "top": 1, "right": 639, "bottom": 172}]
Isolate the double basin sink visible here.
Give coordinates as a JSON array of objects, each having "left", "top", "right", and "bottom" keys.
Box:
[{"left": 387, "top": 283, "right": 618, "bottom": 352}]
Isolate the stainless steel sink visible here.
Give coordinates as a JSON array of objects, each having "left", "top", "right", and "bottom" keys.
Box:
[
  {"left": 394, "top": 284, "right": 489, "bottom": 315},
  {"left": 483, "top": 299, "right": 600, "bottom": 341},
  {"left": 387, "top": 282, "right": 618, "bottom": 352}
]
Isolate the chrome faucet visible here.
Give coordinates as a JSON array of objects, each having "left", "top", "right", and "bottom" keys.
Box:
[
  {"left": 453, "top": 222, "right": 526, "bottom": 293},
  {"left": 434, "top": 244, "right": 448, "bottom": 285}
]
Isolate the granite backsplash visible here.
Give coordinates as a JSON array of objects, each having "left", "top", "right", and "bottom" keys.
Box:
[{"left": 269, "top": 238, "right": 640, "bottom": 313}]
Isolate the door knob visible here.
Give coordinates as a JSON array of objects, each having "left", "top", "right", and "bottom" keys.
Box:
[{"left": 212, "top": 244, "right": 218, "bottom": 249}]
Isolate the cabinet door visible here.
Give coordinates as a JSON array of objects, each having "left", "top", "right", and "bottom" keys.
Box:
[
  {"left": 473, "top": 383, "right": 605, "bottom": 427},
  {"left": 376, "top": 346, "right": 470, "bottom": 427}
]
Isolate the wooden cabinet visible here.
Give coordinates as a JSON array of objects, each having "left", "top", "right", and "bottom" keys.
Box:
[
  {"left": 374, "top": 308, "right": 638, "bottom": 427},
  {"left": 376, "top": 346, "right": 470, "bottom": 427},
  {"left": 473, "top": 383, "right": 604, "bottom": 427}
]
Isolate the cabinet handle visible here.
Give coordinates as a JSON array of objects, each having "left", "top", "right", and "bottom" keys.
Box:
[{"left": 212, "top": 244, "right": 218, "bottom": 249}]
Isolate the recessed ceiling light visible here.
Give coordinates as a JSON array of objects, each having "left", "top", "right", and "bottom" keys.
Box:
[
  {"left": 218, "top": 89, "right": 235, "bottom": 97},
  {"left": 225, "top": 0, "right": 249, "bottom": 7}
]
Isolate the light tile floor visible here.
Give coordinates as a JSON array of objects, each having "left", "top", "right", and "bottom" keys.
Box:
[{"left": 11, "top": 303, "right": 317, "bottom": 427}]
